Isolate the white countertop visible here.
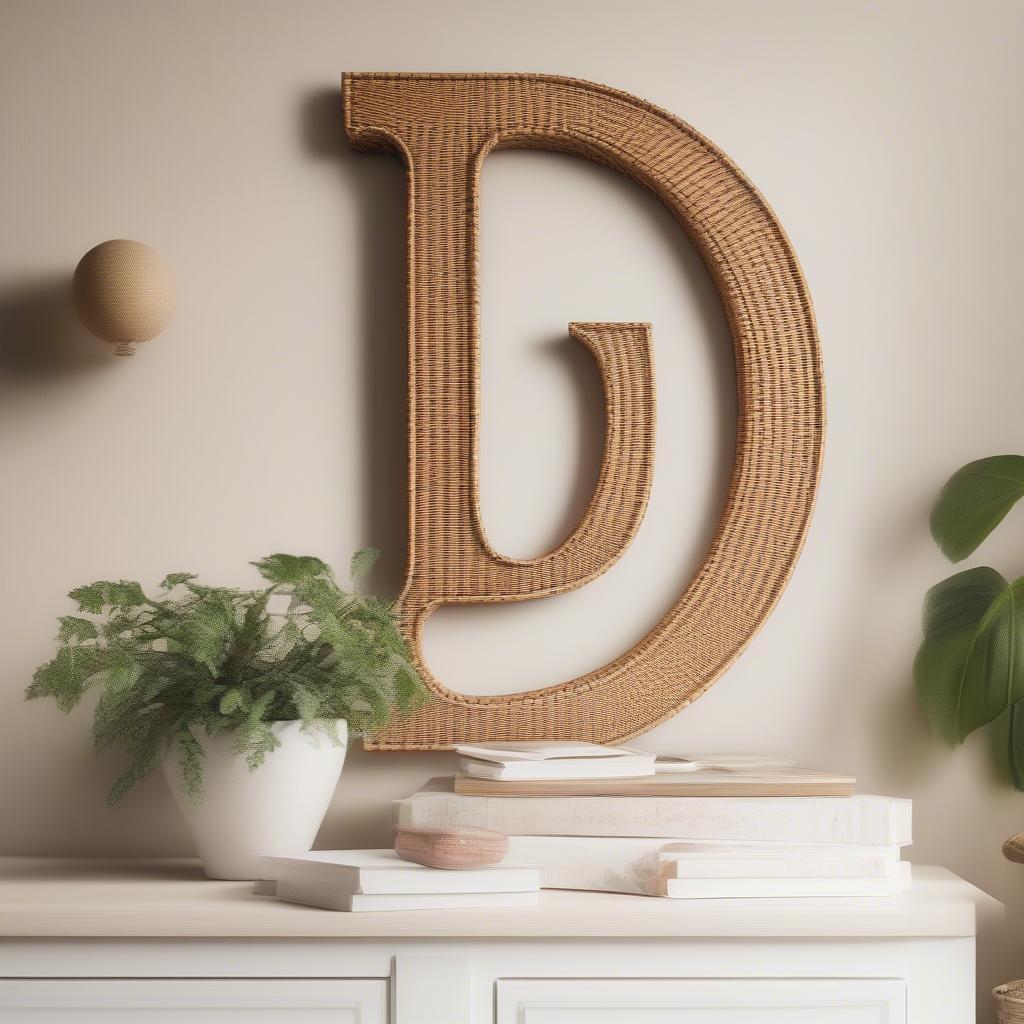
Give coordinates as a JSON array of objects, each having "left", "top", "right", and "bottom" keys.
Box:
[{"left": 0, "top": 858, "right": 998, "bottom": 940}]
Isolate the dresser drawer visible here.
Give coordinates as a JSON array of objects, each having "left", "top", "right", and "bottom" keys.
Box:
[
  {"left": 496, "top": 978, "right": 906, "bottom": 1023},
  {"left": 0, "top": 979, "right": 387, "bottom": 1022}
]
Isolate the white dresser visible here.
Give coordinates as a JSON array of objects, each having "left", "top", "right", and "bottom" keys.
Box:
[{"left": 0, "top": 858, "right": 996, "bottom": 1023}]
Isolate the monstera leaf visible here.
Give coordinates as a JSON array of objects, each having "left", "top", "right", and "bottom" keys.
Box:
[
  {"left": 930, "top": 455, "right": 1024, "bottom": 562},
  {"left": 914, "top": 566, "right": 1024, "bottom": 743}
]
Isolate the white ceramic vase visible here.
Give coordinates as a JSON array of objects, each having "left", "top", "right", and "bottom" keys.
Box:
[{"left": 163, "top": 720, "right": 348, "bottom": 880}]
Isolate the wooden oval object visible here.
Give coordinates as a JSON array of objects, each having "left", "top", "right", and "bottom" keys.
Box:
[
  {"left": 74, "top": 239, "right": 174, "bottom": 356},
  {"left": 394, "top": 825, "right": 509, "bottom": 869},
  {"left": 1003, "top": 833, "right": 1024, "bottom": 864}
]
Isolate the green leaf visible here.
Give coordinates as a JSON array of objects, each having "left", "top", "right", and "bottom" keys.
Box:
[
  {"left": 393, "top": 665, "right": 425, "bottom": 712},
  {"left": 931, "top": 455, "right": 1024, "bottom": 562},
  {"left": 236, "top": 596, "right": 270, "bottom": 650},
  {"left": 253, "top": 554, "right": 332, "bottom": 587},
  {"left": 140, "top": 675, "right": 174, "bottom": 702},
  {"left": 245, "top": 727, "right": 279, "bottom": 771},
  {"left": 68, "top": 580, "right": 146, "bottom": 612},
  {"left": 290, "top": 683, "right": 321, "bottom": 728},
  {"left": 178, "top": 729, "right": 204, "bottom": 805},
  {"left": 350, "top": 547, "right": 381, "bottom": 584},
  {"left": 189, "top": 681, "right": 223, "bottom": 711},
  {"left": 27, "top": 646, "right": 106, "bottom": 711},
  {"left": 234, "top": 693, "right": 280, "bottom": 771},
  {"left": 317, "top": 618, "right": 370, "bottom": 665},
  {"left": 105, "top": 581, "right": 146, "bottom": 607},
  {"left": 218, "top": 687, "right": 248, "bottom": 715},
  {"left": 1012, "top": 716, "right": 1024, "bottom": 790},
  {"left": 915, "top": 567, "right": 1024, "bottom": 743},
  {"left": 276, "top": 618, "right": 303, "bottom": 652},
  {"left": 106, "top": 753, "right": 158, "bottom": 804},
  {"left": 58, "top": 616, "right": 98, "bottom": 643},
  {"left": 295, "top": 577, "right": 345, "bottom": 619},
  {"left": 68, "top": 583, "right": 108, "bottom": 614},
  {"left": 105, "top": 715, "right": 168, "bottom": 804},
  {"left": 178, "top": 601, "right": 234, "bottom": 673},
  {"left": 92, "top": 663, "right": 143, "bottom": 750},
  {"left": 160, "top": 572, "right": 198, "bottom": 590}
]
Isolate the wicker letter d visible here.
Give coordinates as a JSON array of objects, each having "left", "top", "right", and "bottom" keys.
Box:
[{"left": 344, "top": 74, "right": 824, "bottom": 749}]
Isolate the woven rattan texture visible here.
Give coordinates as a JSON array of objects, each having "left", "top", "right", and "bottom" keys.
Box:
[
  {"left": 995, "top": 982, "right": 1024, "bottom": 1024},
  {"left": 73, "top": 239, "right": 174, "bottom": 355},
  {"left": 344, "top": 73, "right": 824, "bottom": 749}
]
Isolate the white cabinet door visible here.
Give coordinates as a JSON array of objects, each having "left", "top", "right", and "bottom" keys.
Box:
[
  {"left": 0, "top": 979, "right": 387, "bottom": 1023},
  {"left": 496, "top": 978, "right": 906, "bottom": 1024}
]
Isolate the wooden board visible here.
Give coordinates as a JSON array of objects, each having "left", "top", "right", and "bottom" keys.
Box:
[
  {"left": 453, "top": 768, "right": 855, "bottom": 798},
  {"left": 394, "top": 825, "right": 509, "bottom": 868}
]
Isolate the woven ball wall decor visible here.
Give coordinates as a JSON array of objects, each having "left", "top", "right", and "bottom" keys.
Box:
[
  {"left": 344, "top": 73, "right": 824, "bottom": 749},
  {"left": 73, "top": 239, "right": 174, "bottom": 357}
]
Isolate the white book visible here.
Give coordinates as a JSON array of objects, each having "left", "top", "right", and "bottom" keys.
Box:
[
  {"left": 454, "top": 741, "right": 644, "bottom": 763},
  {"left": 659, "top": 842, "right": 902, "bottom": 880},
  {"left": 504, "top": 835, "right": 673, "bottom": 895},
  {"left": 274, "top": 874, "right": 539, "bottom": 912},
  {"left": 258, "top": 849, "right": 539, "bottom": 895},
  {"left": 454, "top": 766, "right": 853, "bottom": 798},
  {"left": 459, "top": 754, "right": 655, "bottom": 782},
  {"left": 655, "top": 754, "right": 798, "bottom": 773},
  {"left": 659, "top": 863, "right": 911, "bottom": 899},
  {"left": 395, "top": 778, "right": 912, "bottom": 846},
  {"left": 505, "top": 838, "right": 902, "bottom": 895}
]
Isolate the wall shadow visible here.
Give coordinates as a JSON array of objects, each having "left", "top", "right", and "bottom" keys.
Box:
[
  {"left": 300, "top": 87, "right": 409, "bottom": 597},
  {"left": 0, "top": 274, "right": 110, "bottom": 413},
  {"left": 851, "top": 492, "right": 946, "bottom": 789},
  {"left": 530, "top": 329, "right": 606, "bottom": 552}
]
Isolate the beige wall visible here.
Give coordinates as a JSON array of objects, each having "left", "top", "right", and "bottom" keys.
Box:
[{"left": 1, "top": 0, "right": 1021, "bottom": 1013}]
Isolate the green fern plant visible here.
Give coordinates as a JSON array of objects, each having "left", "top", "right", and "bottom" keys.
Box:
[
  {"left": 26, "top": 550, "right": 427, "bottom": 804},
  {"left": 915, "top": 456, "right": 1024, "bottom": 788}
]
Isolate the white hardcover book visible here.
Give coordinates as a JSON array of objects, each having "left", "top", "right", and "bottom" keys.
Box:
[
  {"left": 459, "top": 755, "right": 656, "bottom": 782},
  {"left": 395, "top": 778, "right": 912, "bottom": 846},
  {"left": 505, "top": 835, "right": 677, "bottom": 895},
  {"left": 259, "top": 849, "right": 539, "bottom": 895},
  {"left": 274, "top": 874, "right": 539, "bottom": 912},
  {"left": 658, "top": 842, "right": 902, "bottom": 880},
  {"left": 659, "top": 863, "right": 911, "bottom": 899},
  {"left": 454, "top": 741, "right": 644, "bottom": 763}
]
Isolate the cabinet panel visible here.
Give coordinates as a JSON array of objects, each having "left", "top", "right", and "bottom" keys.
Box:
[
  {"left": 0, "top": 979, "right": 386, "bottom": 1023},
  {"left": 496, "top": 978, "right": 906, "bottom": 1024}
]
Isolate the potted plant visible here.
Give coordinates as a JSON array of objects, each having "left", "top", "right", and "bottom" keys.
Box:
[
  {"left": 914, "top": 455, "right": 1024, "bottom": 785},
  {"left": 26, "top": 550, "right": 426, "bottom": 879},
  {"left": 913, "top": 455, "right": 1024, "bottom": 1022}
]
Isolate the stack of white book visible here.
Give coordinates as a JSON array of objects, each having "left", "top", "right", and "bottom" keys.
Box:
[
  {"left": 656, "top": 841, "right": 909, "bottom": 898},
  {"left": 256, "top": 849, "right": 540, "bottom": 912},
  {"left": 395, "top": 746, "right": 912, "bottom": 899}
]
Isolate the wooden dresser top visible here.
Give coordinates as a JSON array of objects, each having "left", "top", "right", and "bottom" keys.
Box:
[{"left": 0, "top": 858, "right": 999, "bottom": 939}]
